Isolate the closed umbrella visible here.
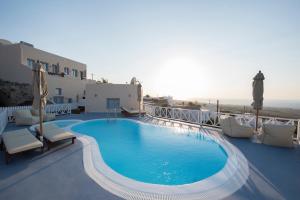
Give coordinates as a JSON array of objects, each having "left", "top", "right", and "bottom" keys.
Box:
[
  {"left": 32, "top": 62, "right": 48, "bottom": 139},
  {"left": 251, "top": 70, "right": 265, "bottom": 131},
  {"left": 137, "top": 83, "right": 142, "bottom": 116}
]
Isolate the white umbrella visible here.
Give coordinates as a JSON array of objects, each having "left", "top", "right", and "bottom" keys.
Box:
[
  {"left": 251, "top": 70, "right": 265, "bottom": 131},
  {"left": 32, "top": 62, "right": 48, "bottom": 139},
  {"left": 137, "top": 83, "right": 142, "bottom": 116}
]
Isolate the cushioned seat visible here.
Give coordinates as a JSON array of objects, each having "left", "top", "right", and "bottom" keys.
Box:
[
  {"left": 220, "top": 115, "right": 254, "bottom": 138},
  {"left": 258, "top": 124, "right": 296, "bottom": 148},
  {"left": 35, "top": 123, "right": 76, "bottom": 149},
  {"left": 43, "top": 129, "right": 75, "bottom": 143},
  {"left": 31, "top": 109, "right": 56, "bottom": 122},
  {"left": 2, "top": 129, "right": 43, "bottom": 163},
  {"left": 14, "top": 110, "right": 39, "bottom": 125}
]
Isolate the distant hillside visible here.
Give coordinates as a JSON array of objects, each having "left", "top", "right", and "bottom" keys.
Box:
[{"left": 0, "top": 79, "right": 33, "bottom": 106}]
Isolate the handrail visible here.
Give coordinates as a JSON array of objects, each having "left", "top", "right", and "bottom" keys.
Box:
[
  {"left": 0, "top": 109, "right": 8, "bottom": 134},
  {"left": 0, "top": 103, "right": 74, "bottom": 122},
  {"left": 144, "top": 104, "right": 300, "bottom": 140}
]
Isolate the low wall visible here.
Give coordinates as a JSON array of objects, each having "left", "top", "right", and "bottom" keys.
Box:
[{"left": 0, "top": 109, "right": 8, "bottom": 134}]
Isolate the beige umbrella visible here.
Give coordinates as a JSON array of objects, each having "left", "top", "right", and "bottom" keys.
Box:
[
  {"left": 137, "top": 83, "right": 142, "bottom": 116},
  {"left": 251, "top": 70, "right": 265, "bottom": 131},
  {"left": 32, "top": 62, "right": 48, "bottom": 139}
]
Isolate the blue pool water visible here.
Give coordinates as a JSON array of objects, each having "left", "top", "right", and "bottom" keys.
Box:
[
  {"left": 72, "top": 119, "right": 228, "bottom": 185},
  {"left": 53, "top": 120, "right": 81, "bottom": 128}
]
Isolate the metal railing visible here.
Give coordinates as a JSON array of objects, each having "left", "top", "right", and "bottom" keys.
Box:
[
  {"left": 0, "top": 103, "right": 74, "bottom": 122},
  {"left": 0, "top": 109, "right": 8, "bottom": 134},
  {"left": 144, "top": 104, "right": 300, "bottom": 139}
]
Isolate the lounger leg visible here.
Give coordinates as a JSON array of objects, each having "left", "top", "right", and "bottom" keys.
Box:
[
  {"left": 72, "top": 137, "right": 76, "bottom": 144},
  {"left": 47, "top": 141, "right": 51, "bottom": 150},
  {"left": 5, "top": 151, "right": 11, "bottom": 164},
  {"left": 0, "top": 141, "right": 3, "bottom": 151}
]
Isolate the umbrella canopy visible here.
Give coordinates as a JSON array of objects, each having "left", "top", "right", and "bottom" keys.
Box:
[
  {"left": 137, "top": 83, "right": 142, "bottom": 102},
  {"left": 251, "top": 70, "right": 265, "bottom": 110},
  {"left": 32, "top": 63, "right": 48, "bottom": 110},
  {"left": 137, "top": 83, "right": 142, "bottom": 115},
  {"left": 32, "top": 62, "right": 48, "bottom": 136}
]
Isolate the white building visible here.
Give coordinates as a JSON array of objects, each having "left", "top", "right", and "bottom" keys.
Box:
[
  {"left": 85, "top": 83, "right": 142, "bottom": 113},
  {"left": 0, "top": 39, "right": 95, "bottom": 105}
]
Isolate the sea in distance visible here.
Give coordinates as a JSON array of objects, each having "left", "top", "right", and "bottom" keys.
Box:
[{"left": 191, "top": 98, "right": 300, "bottom": 109}]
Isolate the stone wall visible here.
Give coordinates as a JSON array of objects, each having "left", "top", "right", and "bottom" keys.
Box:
[{"left": 0, "top": 79, "right": 33, "bottom": 106}]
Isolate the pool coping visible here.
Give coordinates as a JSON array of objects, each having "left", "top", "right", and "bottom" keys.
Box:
[
  {"left": 67, "top": 118, "right": 249, "bottom": 200},
  {"left": 29, "top": 119, "right": 83, "bottom": 131}
]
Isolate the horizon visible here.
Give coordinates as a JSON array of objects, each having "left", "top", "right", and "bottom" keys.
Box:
[{"left": 1, "top": 0, "right": 300, "bottom": 101}]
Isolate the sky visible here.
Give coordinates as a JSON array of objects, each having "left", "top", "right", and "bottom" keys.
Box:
[{"left": 0, "top": 0, "right": 299, "bottom": 101}]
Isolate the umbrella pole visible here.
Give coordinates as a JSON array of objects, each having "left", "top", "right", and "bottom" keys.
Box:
[
  {"left": 255, "top": 108, "right": 259, "bottom": 131},
  {"left": 139, "top": 100, "right": 141, "bottom": 118},
  {"left": 38, "top": 70, "right": 43, "bottom": 141}
]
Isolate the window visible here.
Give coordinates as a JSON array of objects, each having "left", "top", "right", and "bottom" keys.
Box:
[
  {"left": 53, "top": 96, "right": 64, "bottom": 104},
  {"left": 27, "top": 58, "right": 34, "bottom": 68},
  {"left": 106, "top": 98, "right": 120, "bottom": 109},
  {"left": 64, "top": 67, "right": 70, "bottom": 75},
  {"left": 72, "top": 69, "right": 78, "bottom": 77},
  {"left": 55, "top": 88, "right": 62, "bottom": 95},
  {"left": 80, "top": 70, "right": 86, "bottom": 80},
  {"left": 41, "top": 62, "right": 49, "bottom": 71},
  {"left": 52, "top": 64, "right": 59, "bottom": 74},
  {"left": 68, "top": 98, "right": 73, "bottom": 103}
]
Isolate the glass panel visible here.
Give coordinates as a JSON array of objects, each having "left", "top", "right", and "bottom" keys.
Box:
[
  {"left": 53, "top": 96, "right": 64, "bottom": 104},
  {"left": 106, "top": 98, "right": 120, "bottom": 109},
  {"left": 64, "top": 67, "right": 69, "bottom": 75},
  {"left": 27, "top": 58, "right": 34, "bottom": 68},
  {"left": 55, "top": 88, "right": 62, "bottom": 95}
]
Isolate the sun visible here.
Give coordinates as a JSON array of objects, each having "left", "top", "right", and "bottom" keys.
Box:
[{"left": 154, "top": 56, "right": 210, "bottom": 99}]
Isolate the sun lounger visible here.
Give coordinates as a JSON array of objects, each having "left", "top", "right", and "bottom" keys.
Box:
[
  {"left": 14, "top": 110, "right": 39, "bottom": 125},
  {"left": 220, "top": 116, "right": 254, "bottom": 138},
  {"left": 2, "top": 129, "right": 43, "bottom": 164},
  {"left": 121, "top": 106, "right": 146, "bottom": 116},
  {"left": 35, "top": 124, "right": 76, "bottom": 150},
  {"left": 258, "top": 124, "right": 296, "bottom": 148}
]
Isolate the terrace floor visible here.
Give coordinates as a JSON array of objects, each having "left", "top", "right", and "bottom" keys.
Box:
[{"left": 0, "top": 113, "right": 299, "bottom": 200}]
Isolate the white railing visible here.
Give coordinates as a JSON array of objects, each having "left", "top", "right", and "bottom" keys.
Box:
[
  {"left": 144, "top": 104, "right": 216, "bottom": 125},
  {"left": 144, "top": 104, "right": 300, "bottom": 139},
  {"left": 0, "top": 109, "right": 8, "bottom": 134},
  {"left": 0, "top": 103, "right": 74, "bottom": 122}
]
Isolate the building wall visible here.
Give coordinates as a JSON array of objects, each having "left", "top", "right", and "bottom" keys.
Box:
[
  {"left": 0, "top": 40, "right": 92, "bottom": 104},
  {"left": 46, "top": 75, "right": 87, "bottom": 103},
  {"left": 85, "top": 83, "right": 142, "bottom": 112},
  {"left": 0, "top": 44, "right": 32, "bottom": 84},
  {"left": 20, "top": 44, "right": 86, "bottom": 80}
]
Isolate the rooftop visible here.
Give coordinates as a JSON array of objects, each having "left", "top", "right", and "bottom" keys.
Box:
[{"left": 0, "top": 113, "right": 299, "bottom": 200}]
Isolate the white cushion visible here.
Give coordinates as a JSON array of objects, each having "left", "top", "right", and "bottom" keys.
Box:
[
  {"left": 220, "top": 116, "right": 253, "bottom": 138},
  {"left": 44, "top": 129, "right": 75, "bottom": 142},
  {"left": 2, "top": 129, "right": 43, "bottom": 154},
  {"left": 14, "top": 110, "right": 40, "bottom": 125},
  {"left": 260, "top": 124, "right": 295, "bottom": 147}
]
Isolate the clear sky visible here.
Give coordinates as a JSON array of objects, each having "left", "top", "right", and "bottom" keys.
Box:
[{"left": 1, "top": 0, "right": 299, "bottom": 100}]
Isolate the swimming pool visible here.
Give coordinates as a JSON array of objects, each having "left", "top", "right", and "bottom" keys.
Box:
[
  {"left": 72, "top": 119, "right": 227, "bottom": 185},
  {"left": 70, "top": 119, "right": 249, "bottom": 199}
]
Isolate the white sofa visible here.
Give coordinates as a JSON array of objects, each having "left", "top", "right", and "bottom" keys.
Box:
[
  {"left": 220, "top": 116, "right": 254, "bottom": 138},
  {"left": 31, "top": 109, "right": 56, "bottom": 122},
  {"left": 14, "top": 110, "right": 40, "bottom": 125},
  {"left": 258, "top": 124, "right": 296, "bottom": 148},
  {"left": 14, "top": 109, "right": 56, "bottom": 126}
]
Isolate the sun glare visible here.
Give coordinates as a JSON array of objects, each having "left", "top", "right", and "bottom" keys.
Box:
[{"left": 154, "top": 57, "right": 210, "bottom": 99}]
